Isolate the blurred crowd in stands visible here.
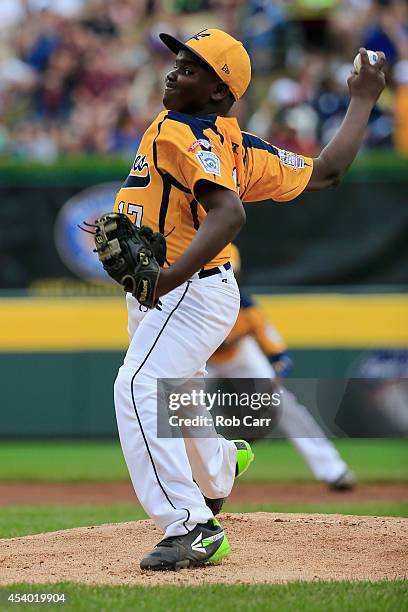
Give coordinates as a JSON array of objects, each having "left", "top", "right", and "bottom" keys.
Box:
[{"left": 0, "top": 0, "right": 407, "bottom": 161}]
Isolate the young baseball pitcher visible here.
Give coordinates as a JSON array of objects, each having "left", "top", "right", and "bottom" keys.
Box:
[{"left": 107, "top": 29, "right": 385, "bottom": 570}]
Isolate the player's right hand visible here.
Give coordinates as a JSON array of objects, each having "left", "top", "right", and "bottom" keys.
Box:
[
  {"left": 155, "top": 267, "right": 176, "bottom": 299},
  {"left": 347, "top": 48, "right": 386, "bottom": 104}
]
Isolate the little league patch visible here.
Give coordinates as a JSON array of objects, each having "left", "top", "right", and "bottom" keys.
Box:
[
  {"left": 277, "top": 148, "right": 305, "bottom": 170},
  {"left": 196, "top": 150, "right": 221, "bottom": 176}
]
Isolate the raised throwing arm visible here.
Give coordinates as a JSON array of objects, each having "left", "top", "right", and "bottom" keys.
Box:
[{"left": 307, "top": 48, "right": 386, "bottom": 191}]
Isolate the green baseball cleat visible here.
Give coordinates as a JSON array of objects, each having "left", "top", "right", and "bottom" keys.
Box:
[
  {"left": 204, "top": 439, "right": 254, "bottom": 514},
  {"left": 140, "top": 518, "right": 230, "bottom": 571},
  {"left": 234, "top": 439, "right": 255, "bottom": 478}
]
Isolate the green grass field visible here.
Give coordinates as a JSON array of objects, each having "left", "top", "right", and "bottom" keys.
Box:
[
  {"left": 0, "top": 581, "right": 406, "bottom": 612},
  {"left": 1, "top": 439, "right": 406, "bottom": 610},
  {"left": 0, "top": 439, "right": 406, "bottom": 537},
  {"left": 1, "top": 439, "right": 406, "bottom": 482}
]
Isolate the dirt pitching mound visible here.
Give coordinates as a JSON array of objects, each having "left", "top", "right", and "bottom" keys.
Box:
[{"left": 1, "top": 513, "right": 407, "bottom": 586}]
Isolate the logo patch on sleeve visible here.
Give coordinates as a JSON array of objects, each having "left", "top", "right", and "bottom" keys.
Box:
[
  {"left": 277, "top": 148, "right": 304, "bottom": 170},
  {"left": 196, "top": 150, "right": 221, "bottom": 176},
  {"left": 189, "top": 139, "right": 221, "bottom": 154},
  {"left": 189, "top": 139, "right": 211, "bottom": 152}
]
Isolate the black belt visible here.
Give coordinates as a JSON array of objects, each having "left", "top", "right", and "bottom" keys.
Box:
[{"left": 198, "top": 262, "right": 231, "bottom": 279}]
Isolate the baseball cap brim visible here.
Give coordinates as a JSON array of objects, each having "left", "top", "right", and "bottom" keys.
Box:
[{"left": 159, "top": 33, "right": 218, "bottom": 75}]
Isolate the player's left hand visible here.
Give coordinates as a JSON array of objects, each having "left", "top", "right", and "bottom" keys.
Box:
[
  {"left": 268, "top": 351, "right": 293, "bottom": 378},
  {"left": 92, "top": 213, "right": 167, "bottom": 309}
]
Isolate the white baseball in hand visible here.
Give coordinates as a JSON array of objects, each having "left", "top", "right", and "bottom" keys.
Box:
[{"left": 353, "top": 50, "right": 378, "bottom": 73}]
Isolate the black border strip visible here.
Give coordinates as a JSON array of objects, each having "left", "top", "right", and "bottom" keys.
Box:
[
  {"left": 158, "top": 178, "right": 171, "bottom": 235},
  {"left": 189, "top": 199, "right": 200, "bottom": 230},
  {"left": 166, "top": 173, "right": 191, "bottom": 193},
  {"left": 130, "top": 281, "right": 192, "bottom": 529}
]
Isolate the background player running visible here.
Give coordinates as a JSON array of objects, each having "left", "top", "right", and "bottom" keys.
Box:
[{"left": 208, "top": 245, "right": 355, "bottom": 493}]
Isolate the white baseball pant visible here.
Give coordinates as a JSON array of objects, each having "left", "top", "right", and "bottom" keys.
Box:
[{"left": 114, "top": 266, "right": 239, "bottom": 537}]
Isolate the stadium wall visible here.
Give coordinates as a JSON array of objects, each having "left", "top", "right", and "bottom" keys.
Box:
[{"left": 0, "top": 294, "right": 406, "bottom": 438}]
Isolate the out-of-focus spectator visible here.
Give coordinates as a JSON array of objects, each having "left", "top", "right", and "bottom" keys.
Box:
[
  {"left": 247, "top": 77, "right": 319, "bottom": 154},
  {"left": 0, "top": 54, "right": 38, "bottom": 92},
  {"left": 10, "top": 121, "right": 59, "bottom": 162},
  {"left": 242, "top": 0, "right": 290, "bottom": 74},
  {"left": 28, "top": 0, "right": 88, "bottom": 18},
  {"left": 0, "top": 0, "right": 26, "bottom": 30},
  {"left": 0, "top": 0, "right": 403, "bottom": 161},
  {"left": 361, "top": 0, "right": 408, "bottom": 66}
]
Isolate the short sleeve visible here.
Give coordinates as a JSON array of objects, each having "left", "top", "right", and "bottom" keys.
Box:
[
  {"left": 155, "top": 117, "right": 237, "bottom": 198},
  {"left": 241, "top": 132, "right": 313, "bottom": 203}
]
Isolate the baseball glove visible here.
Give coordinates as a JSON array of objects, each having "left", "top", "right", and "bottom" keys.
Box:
[{"left": 93, "top": 213, "right": 166, "bottom": 308}]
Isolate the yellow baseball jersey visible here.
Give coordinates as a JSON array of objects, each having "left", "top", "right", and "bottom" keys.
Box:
[
  {"left": 114, "top": 110, "right": 313, "bottom": 268},
  {"left": 209, "top": 292, "right": 286, "bottom": 364}
]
